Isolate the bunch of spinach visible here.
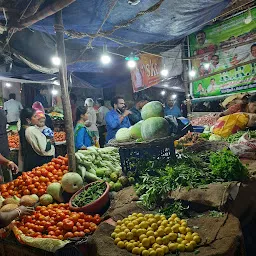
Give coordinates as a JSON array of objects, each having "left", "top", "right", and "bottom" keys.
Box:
[{"left": 209, "top": 148, "right": 248, "bottom": 181}]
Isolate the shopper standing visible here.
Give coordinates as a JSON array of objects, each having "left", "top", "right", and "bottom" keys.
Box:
[
  {"left": 105, "top": 96, "right": 131, "bottom": 142},
  {"left": 4, "top": 94, "right": 23, "bottom": 125},
  {"left": 96, "top": 98, "right": 109, "bottom": 147}
]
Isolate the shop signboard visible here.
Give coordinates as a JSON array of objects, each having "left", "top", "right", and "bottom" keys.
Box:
[
  {"left": 131, "top": 54, "right": 161, "bottom": 92},
  {"left": 189, "top": 8, "right": 256, "bottom": 99}
]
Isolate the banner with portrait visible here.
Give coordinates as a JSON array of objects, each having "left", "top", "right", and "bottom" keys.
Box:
[
  {"left": 131, "top": 54, "right": 161, "bottom": 93},
  {"left": 189, "top": 8, "right": 256, "bottom": 98}
]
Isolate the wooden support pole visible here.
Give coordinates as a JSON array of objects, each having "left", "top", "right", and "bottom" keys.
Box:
[{"left": 54, "top": 11, "right": 76, "bottom": 172}]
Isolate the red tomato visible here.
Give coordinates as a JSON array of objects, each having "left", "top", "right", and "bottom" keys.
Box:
[
  {"left": 70, "top": 213, "right": 80, "bottom": 222},
  {"left": 23, "top": 189, "right": 30, "bottom": 195},
  {"left": 63, "top": 219, "right": 74, "bottom": 231},
  {"left": 84, "top": 215, "right": 92, "bottom": 222},
  {"left": 64, "top": 232, "right": 73, "bottom": 239}
]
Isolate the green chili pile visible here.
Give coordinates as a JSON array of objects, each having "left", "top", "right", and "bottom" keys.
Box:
[{"left": 72, "top": 181, "right": 106, "bottom": 207}]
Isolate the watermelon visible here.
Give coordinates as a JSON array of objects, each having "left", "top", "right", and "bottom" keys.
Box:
[
  {"left": 130, "top": 120, "right": 144, "bottom": 139},
  {"left": 116, "top": 128, "right": 131, "bottom": 142},
  {"left": 141, "top": 117, "right": 170, "bottom": 140},
  {"left": 141, "top": 101, "right": 164, "bottom": 120}
]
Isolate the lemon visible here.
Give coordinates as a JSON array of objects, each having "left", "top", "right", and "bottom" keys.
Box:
[
  {"left": 164, "top": 227, "right": 172, "bottom": 235},
  {"left": 127, "top": 223, "right": 134, "bottom": 230},
  {"left": 117, "top": 241, "right": 125, "bottom": 249},
  {"left": 155, "top": 247, "right": 165, "bottom": 256},
  {"left": 114, "top": 228, "right": 121, "bottom": 233},
  {"left": 185, "top": 234, "right": 193, "bottom": 242},
  {"left": 168, "top": 232, "right": 177, "bottom": 241},
  {"left": 185, "top": 243, "right": 194, "bottom": 252},
  {"left": 134, "top": 241, "right": 140, "bottom": 247},
  {"left": 132, "top": 213, "right": 138, "bottom": 217},
  {"left": 177, "top": 244, "right": 185, "bottom": 252},
  {"left": 168, "top": 242, "right": 177, "bottom": 252},
  {"left": 146, "top": 230, "right": 154, "bottom": 237},
  {"left": 140, "top": 246, "right": 146, "bottom": 252},
  {"left": 120, "top": 226, "right": 127, "bottom": 231},
  {"left": 172, "top": 224, "right": 180, "bottom": 233},
  {"left": 147, "top": 227, "right": 154, "bottom": 232},
  {"left": 177, "top": 238, "right": 183, "bottom": 243},
  {"left": 130, "top": 239, "right": 135, "bottom": 243},
  {"left": 134, "top": 225, "right": 140, "bottom": 230},
  {"left": 117, "top": 232, "right": 126, "bottom": 240},
  {"left": 148, "top": 236, "right": 155, "bottom": 244},
  {"left": 131, "top": 229, "right": 138, "bottom": 237},
  {"left": 186, "top": 227, "right": 192, "bottom": 233},
  {"left": 126, "top": 232, "right": 133, "bottom": 240},
  {"left": 142, "top": 238, "right": 151, "bottom": 248},
  {"left": 137, "top": 229, "right": 145, "bottom": 237},
  {"left": 133, "top": 220, "right": 139, "bottom": 226},
  {"left": 151, "top": 223, "right": 158, "bottom": 231},
  {"left": 138, "top": 217, "right": 144, "bottom": 223},
  {"left": 124, "top": 228, "right": 130, "bottom": 234},
  {"left": 139, "top": 234, "right": 147, "bottom": 242},
  {"left": 116, "top": 220, "right": 122, "bottom": 225},
  {"left": 156, "top": 229, "right": 165, "bottom": 237},
  {"left": 161, "top": 245, "right": 169, "bottom": 253},
  {"left": 190, "top": 241, "right": 197, "bottom": 248},
  {"left": 180, "top": 234, "right": 186, "bottom": 240},
  {"left": 157, "top": 220, "right": 162, "bottom": 226},
  {"left": 152, "top": 243, "right": 161, "bottom": 250},
  {"left": 126, "top": 242, "right": 134, "bottom": 252},
  {"left": 171, "top": 214, "right": 177, "bottom": 219},
  {"left": 192, "top": 232, "right": 199, "bottom": 237},
  {"left": 162, "top": 236, "right": 170, "bottom": 245},
  {"left": 179, "top": 226, "right": 186, "bottom": 234},
  {"left": 140, "top": 221, "right": 149, "bottom": 229},
  {"left": 156, "top": 237, "right": 163, "bottom": 245},
  {"left": 149, "top": 250, "right": 156, "bottom": 256},
  {"left": 181, "top": 240, "right": 188, "bottom": 245},
  {"left": 162, "top": 220, "right": 168, "bottom": 227},
  {"left": 132, "top": 247, "right": 141, "bottom": 255},
  {"left": 142, "top": 250, "right": 150, "bottom": 256},
  {"left": 193, "top": 235, "right": 201, "bottom": 244},
  {"left": 138, "top": 213, "right": 144, "bottom": 217},
  {"left": 148, "top": 218, "right": 156, "bottom": 225},
  {"left": 111, "top": 232, "right": 116, "bottom": 239},
  {"left": 114, "top": 237, "right": 121, "bottom": 244},
  {"left": 155, "top": 215, "right": 161, "bottom": 221},
  {"left": 174, "top": 217, "right": 181, "bottom": 223}
]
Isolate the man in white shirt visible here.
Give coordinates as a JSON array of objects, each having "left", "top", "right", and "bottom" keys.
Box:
[
  {"left": 4, "top": 94, "right": 23, "bottom": 125},
  {"left": 96, "top": 98, "right": 109, "bottom": 147}
]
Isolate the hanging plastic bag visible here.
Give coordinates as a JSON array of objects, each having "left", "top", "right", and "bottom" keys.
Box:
[{"left": 213, "top": 113, "right": 249, "bottom": 138}]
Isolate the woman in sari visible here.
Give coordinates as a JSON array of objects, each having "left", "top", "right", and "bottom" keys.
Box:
[{"left": 74, "top": 106, "right": 93, "bottom": 151}]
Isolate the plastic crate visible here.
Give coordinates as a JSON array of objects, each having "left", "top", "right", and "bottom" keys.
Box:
[{"left": 118, "top": 138, "right": 175, "bottom": 173}]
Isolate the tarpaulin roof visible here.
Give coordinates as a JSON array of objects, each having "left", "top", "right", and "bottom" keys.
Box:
[{"left": 1, "top": 0, "right": 231, "bottom": 87}]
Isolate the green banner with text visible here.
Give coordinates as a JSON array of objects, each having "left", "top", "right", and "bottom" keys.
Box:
[{"left": 189, "top": 8, "right": 256, "bottom": 98}]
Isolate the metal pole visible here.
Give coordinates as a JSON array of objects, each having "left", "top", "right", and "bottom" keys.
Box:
[{"left": 54, "top": 10, "right": 76, "bottom": 172}]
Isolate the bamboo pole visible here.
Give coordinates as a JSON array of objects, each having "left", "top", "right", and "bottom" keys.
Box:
[{"left": 54, "top": 10, "right": 76, "bottom": 172}]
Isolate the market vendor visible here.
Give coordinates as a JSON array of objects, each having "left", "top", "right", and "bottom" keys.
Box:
[
  {"left": 34, "top": 88, "right": 49, "bottom": 110},
  {"left": 19, "top": 108, "right": 55, "bottom": 172},
  {"left": 164, "top": 97, "right": 181, "bottom": 118},
  {"left": 221, "top": 93, "right": 248, "bottom": 110},
  {"left": 74, "top": 106, "right": 93, "bottom": 150},
  {"left": 220, "top": 94, "right": 256, "bottom": 117},
  {"left": 129, "top": 96, "right": 149, "bottom": 125},
  {"left": 105, "top": 96, "right": 131, "bottom": 142}
]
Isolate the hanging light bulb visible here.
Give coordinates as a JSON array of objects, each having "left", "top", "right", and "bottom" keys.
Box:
[
  {"left": 100, "top": 44, "right": 111, "bottom": 65},
  {"left": 5, "top": 82, "right": 11, "bottom": 87},
  {"left": 161, "top": 64, "right": 169, "bottom": 77},
  {"left": 125, "top": 52, "right": 139, "bottom": 69},
  {"left": 101, "top": 54, "right": 111, "bottom": 65},
  {"left": 52, "top": 56, "right": 61, "bottom": 66},
  {"left": 189, "top": 69, "right": 196, "bottom": 78},
  {"left": 160, "top": 90, "right": 166, "bottom": 96},
  {"left": 172, "top": 94, "right": 177, "bottom": 99},
  {"left": 203, "top": 63, "right": 210, "bottom": 69},
  {"left": 127, "top": 60, "right": 136, "bottom": 68},
  {"left": 52, "top": 89, "right": 58, "bottom": 96}
]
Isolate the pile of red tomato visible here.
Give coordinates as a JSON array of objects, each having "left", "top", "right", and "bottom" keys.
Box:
[
  {"left": 15, "top": 203, "right": 101, "bottom": 240},
  {"left": 0, "top": 156, "right": 68, "bottom": 198}
]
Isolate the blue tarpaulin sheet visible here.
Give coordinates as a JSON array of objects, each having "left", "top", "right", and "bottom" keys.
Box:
[{"left": 5, "top": 0, "right": 231, "bottom": 87}]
